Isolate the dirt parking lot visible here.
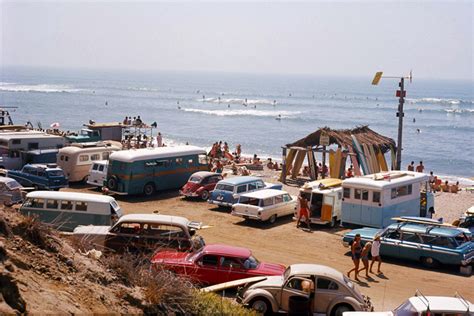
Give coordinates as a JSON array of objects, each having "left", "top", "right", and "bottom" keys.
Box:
[{"left": 68, "top": 185, "right": 472, "bottom": 311}]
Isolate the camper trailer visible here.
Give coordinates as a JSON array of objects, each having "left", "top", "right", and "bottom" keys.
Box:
[
  {"left": 341, "top": 171, "right": 435, "bottom": 228},
  {"left": 0, "top": 131, "right": 65, "bottom": 170},
  {"left": 57, "top": 142, "right": 121, "bottom": 182},
  {"left": 297, "top": 178, "right": 343, "bottom": 227}
]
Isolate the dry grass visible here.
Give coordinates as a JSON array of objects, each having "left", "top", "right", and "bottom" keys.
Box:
[{"left": 14, "top": 215, "right": 60, "bottom": 253}]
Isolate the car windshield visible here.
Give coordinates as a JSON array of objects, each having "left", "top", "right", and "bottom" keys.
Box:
[
  {"left": 343, "top": 275, "right": 354, "bottom": 290},
  {"left": 189, "top": 176, "right": 202, "bottom": 183},
  {"left": 47, "top": 170, "right": 64, "bottom": 177},
  {"left": 215, "top": 183, "right": 233, "bottom": 192},
  {"left": 243, "top": 256, "right": 260, "bottom": 269},
  {"left": 283, "top": 266, "right": 291, "bottom": 281},
  {"left": 6, "top": 181, "right": 22, "bottom": 189},
  {"left": 454, "top": 232, "right": 472, "bottom": 246}
]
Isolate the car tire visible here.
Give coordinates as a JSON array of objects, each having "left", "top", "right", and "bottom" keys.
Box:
[
  {"left": 143, "top": 182, "right": 155, "bottom": 196},
  {"left": 421, "top": 256, "right": 440, "bottom": 268},
  {"left": 200, "top": 190, "right": 210, "bottom": 201},
  {"left": 107, "top": 176, "right": 118, "bottom": 191},
  {"left": 268, "top": 214, "right": 277, "bottom": 225},
  {"left": 249, "top": 297, "right": 271, "bottom": 315},
  {"left": 331, "top": 304, "right": 353, "bottom": 316}
]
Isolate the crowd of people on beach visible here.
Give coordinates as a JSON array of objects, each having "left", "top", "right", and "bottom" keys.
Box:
[{"left": 408, "top": 161, "right": 461, "bottom": 194}]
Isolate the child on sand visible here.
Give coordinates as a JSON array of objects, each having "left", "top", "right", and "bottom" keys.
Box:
[{"left": 370, "top": 235, "right": 382, "bottom": 274}]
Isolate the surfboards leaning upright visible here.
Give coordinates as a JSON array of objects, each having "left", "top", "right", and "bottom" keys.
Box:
[{"left": 351, "top": 135, "right": 369, "bottom": 175}]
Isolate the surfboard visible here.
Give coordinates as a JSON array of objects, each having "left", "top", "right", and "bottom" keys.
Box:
[
  {"left": 339, "top": 153, "right": 347, "bottom": 178},
  {"left": 369, "top": 145, "right": 380, "bottom": 173},
  {"left": 348, "top": 146, "right": 362, "bottom": 176},
  {"left": 334, "top": 148, "right": 342, "bottom": 178},
  {"left": 376, "top": 148, "right": 389, "bottom": 171},
  {"left": 329, "top": 150, "right": 336, "bottom": 178},
  {"left": 351, "top": 135, "right": 368, "bottom": 175},
  {"left": 362, "top": 144, "right": 373, "bottom": 174},
  {"left": 307, "top": 150, "right": 317, "bottom": 180},
  {"left": 390, "top": 145, "right": 397, "bottom": 170},
  {"left": 291, "top": 150, "right": 306, "bottom": 179}
]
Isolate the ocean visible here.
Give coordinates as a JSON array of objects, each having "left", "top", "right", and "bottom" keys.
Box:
[{"left": 1, "top": 67, "right": 473, "bottom": 181}]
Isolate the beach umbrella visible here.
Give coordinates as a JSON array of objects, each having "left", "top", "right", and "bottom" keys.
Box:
[{"left": 50, "top": 122, "right": 60, "bottom": 128}]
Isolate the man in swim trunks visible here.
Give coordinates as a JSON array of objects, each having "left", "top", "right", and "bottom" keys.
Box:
[{"left": 296, "top": 193, "right": 310, "bottom": 230}]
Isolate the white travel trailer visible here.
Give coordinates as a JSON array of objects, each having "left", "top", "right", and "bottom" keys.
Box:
[
  {"left": 341, "top": 171, "right": 435, "bottom": 228},
  {"left": 57, "top": 142, "right": 121, "bottom": 182},
  {"left": 0, "top": 131, "right": 65, "bottom": 170}
]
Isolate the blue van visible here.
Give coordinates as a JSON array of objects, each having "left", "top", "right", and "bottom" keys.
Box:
[
  {"left": 342, "top": 217, "right": 474, "bottom": 275},
  {"left": 208, "top": 176, "right": 283, "bottom": 207},
  {"left": 105, "top": 146, "right": 209, "bottom": 196}
]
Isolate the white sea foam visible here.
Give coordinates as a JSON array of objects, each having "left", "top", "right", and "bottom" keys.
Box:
[
  {"left": 0, "top": 82, "right": 82, "bottom": 93},
  {"left": 197, "top": 97, "right": 275, "bottom": 105},
  {"left": 444, "top": 108, "right": 474, "bottom": 114},
  {"left": 407, "top": 97, "right": 472, "bottom": 105},
  {"left": 182, "top": 108, "right": 298, "bottom": 118}
]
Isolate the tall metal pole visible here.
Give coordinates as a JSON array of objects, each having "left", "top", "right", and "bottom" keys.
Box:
[{"left": 396, "top": 77, "right": 405, "bottom": 170}]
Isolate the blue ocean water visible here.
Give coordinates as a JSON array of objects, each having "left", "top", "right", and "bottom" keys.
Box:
[{"left": 0, "top": 67, "right": 473, "bottom": 179}]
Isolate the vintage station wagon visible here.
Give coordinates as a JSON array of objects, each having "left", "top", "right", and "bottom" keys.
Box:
[
  {"left": 208, "top": 176, "right": 283, "bottom": 207},
  {"left": 231, "top": 189, "right": 296, "bottom": 224},
  {"left": 72, "top": 214, "right": 205, "bottom": 253},
  {"left": 342, "top": 218, "right": 474, "bottom": 275}
]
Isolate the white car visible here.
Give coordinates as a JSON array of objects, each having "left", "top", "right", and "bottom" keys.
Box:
[
  {"left": 231, "top": 189, "right": 296, "bottom": 224},
  {"left": 87, "top": 160, "right": 108, "bottom": 188},
  {"left": 343, "top": 293, "right": 473, "bottom": 316}
]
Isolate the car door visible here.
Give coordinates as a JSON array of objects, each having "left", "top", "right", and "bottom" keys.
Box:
[
  {"left": 105, "top": 222, "right": 142, "bottom": 253},
  {"left": 279, "top": 276, "right": 312, "bottom": 312},
  {"left": 217, "top": 256, "right": 246, "bottom": 284},
  {"left": 194, "top": 254, "right": 220, "bottom": 285},
  {"left": 380, "top": 229, "right": 401, "bottom": 258},
  {"left": 313, "top": 277, "right": 341, "bottom": 313},
  {"left": 399, "top": 232, "right": 423, "bottom": 260}
]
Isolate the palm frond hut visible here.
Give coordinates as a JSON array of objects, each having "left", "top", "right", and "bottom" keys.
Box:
[{"left": 281, "top": 126, "right": 396, "bottom": 183}]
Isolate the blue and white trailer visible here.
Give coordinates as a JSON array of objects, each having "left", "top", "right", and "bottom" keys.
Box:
[{"left": 341, "top": 171, "right": 434, "bottom": 228}]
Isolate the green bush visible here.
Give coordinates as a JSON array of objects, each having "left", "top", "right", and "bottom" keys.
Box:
[{"left": 191, "top": 291, "right": 256, "bottom": 316}]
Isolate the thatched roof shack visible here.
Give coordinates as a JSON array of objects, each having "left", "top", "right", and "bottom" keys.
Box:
[{"left": 286, "top": 126, "right": 396, "bottom": 153}]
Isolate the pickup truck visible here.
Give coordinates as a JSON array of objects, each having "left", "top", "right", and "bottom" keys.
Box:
[{"left": 4, "top": 164, "right": 68, "bottom": 191}]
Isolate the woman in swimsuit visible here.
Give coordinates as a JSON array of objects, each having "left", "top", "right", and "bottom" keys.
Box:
[
  {"left": 357, "top": 242, "right": 372, "bottom": 278},
  {"left": 347, "top": 234, "right": 362, "bottom": 281}
]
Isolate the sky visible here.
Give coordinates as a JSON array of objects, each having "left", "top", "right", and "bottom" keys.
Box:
[{"left": 1, "top": 1, "right": 473, "bottom": 80}]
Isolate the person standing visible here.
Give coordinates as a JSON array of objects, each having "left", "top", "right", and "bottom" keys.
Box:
[
  {"left": 156, "top": 132, "right": 163, "bottom": 147},
  {"left": 358, "top": 242, "right": 372, "bottom": 278},
  {"left": 416, "top": 161, "right": 424, "bottom": 173},
  {"left": 369, "top": 235, "right": 382, "bottom": 274},
  {"left": 296, "top": 194, "right": 311, "bottom": 230},
  {"left": 407, "top": 161, "right": 415, "bottom": 171},
  {"left": 347, "top": 234, "right": 362, "bottom": 281}
]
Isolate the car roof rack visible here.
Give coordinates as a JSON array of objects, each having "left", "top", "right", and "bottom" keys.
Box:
[
  {"left": 454, "top": 292, "right": 471, "bottom": 313},
  {"left": 414, "top": 289, "right": 431, "bottom": 312}
]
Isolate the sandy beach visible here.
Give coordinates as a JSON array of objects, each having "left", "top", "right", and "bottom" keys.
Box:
[{"left": 59, "top": 165, "right": 473, "bottom": 311}]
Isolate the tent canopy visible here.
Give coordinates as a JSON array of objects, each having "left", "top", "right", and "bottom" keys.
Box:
[{"left": 286, "top": 126, "right": 396, "bottom": 153}]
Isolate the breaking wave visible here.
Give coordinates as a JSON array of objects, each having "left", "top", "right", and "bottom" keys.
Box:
[
  {"left": 0, "top": 82, "right": 82, "bottom": 93},
  {"left": 182, "top": 108, "right": 298, "bottom": 118},
  {"left": 407, "top": 97, "right": 473, "bottom": 105},
  {"left": 444, "top": 108, "right": 474, "bottom": 114},
  {"left": 197, "top": 97, "right": 275, "bottom": 105}
]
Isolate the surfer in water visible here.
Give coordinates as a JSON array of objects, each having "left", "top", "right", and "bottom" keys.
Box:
[{"left": 276, "top": 114, "right": 282, "bottom": 121}]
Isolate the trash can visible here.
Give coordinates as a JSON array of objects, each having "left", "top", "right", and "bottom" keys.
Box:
[{"left": 288, "top": 295, "right": 311, "bottom": 316}]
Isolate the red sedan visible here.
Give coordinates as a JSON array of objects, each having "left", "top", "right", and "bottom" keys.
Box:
[
  {"left": 180, "top": 171, "right": 223, "bottom": 201},
  {"left": 151, "top": 244, "right": 286, "bottom": 285}
]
